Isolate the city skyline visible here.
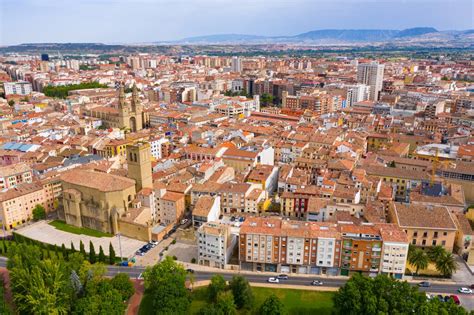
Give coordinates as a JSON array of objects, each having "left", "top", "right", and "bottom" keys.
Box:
[{"left": 1, "top": 0, "right": 473, "bottom": 45}]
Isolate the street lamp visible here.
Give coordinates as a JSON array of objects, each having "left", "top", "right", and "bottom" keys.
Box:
[{"left": 116, "top": 232, "right": 124, "bottom": 266}]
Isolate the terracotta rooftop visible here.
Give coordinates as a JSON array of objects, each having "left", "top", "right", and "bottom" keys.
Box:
[
  {"left": 392, "top": 203, "right": 457, "bottom": 230},
  {"left": 60, "top": 169, "right": 135, "bottom": 192}
]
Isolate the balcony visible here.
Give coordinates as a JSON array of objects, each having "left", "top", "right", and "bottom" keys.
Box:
[
  {"left": 370, "top": 268, "right": 379, "bottom": 272},
  {"left": 372, "top": 247, "right": 382, "bottom": 252}
]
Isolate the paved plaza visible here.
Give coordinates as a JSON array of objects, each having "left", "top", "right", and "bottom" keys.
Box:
[{"left": 15, "top": 221, "right": 146, "bottom": 258}]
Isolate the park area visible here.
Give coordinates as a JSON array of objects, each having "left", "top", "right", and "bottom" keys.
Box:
[{"left": 139, "top": 286, "right": 335, "bottom": 315}]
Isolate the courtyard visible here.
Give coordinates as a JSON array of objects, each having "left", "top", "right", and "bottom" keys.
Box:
[{"left": 15, "top": 220, "right": 146, "bottom": 258}]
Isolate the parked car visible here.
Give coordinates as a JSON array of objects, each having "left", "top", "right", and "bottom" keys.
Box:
[
  {"left": 277, "top": 274, "right": 289, "bottom": 280},
  {"left": 239, "top": 217, "right": 245, "bottom": 222},
  {"left": 268, "top": 277, "right": 279, "bottom": 283},
  {"left": 230, "top": 216, "right": 236, "bottom": 222},
  {"left": 450, "top": 295, "right": 460, "bottom": 305},
  {"left": 418, "top": 281, "right": 431, "bottom": 287},
  {"left": 186, "top": 268, "right": 194, "bottom": 274},
  {"left": 311, "top": 280, "right": 323, "bottom": 286},
  {"left": 181, "top": 218, "right": 189, "bottom": 225},
  {"left": 458, "top": 287, "right": 473, "bottom": 294},
  {"left": 443, "top": 295, "right": 451, "bottom": 303},
  {"left": 436, "top": 295, "right": 444, "bottom": 302}
]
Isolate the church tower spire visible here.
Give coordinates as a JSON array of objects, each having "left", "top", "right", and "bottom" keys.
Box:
[
  {"left": 118, "top": 83, "right": 126, "bottom": 109},
  {"left": 131, "top": 83, "right": 140, "bottom": 113}
]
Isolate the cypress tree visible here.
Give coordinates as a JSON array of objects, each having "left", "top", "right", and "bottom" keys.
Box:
[
  {"left": 98, "top": 246, "right": 106, "bottom": 263},
  {"left": 70, "top": 241, "right": 76, "bottom": 253},
  {"left": 109, "top": 242, "right": 116, "bottom": 265},
  {"left": 79, "top": 241, "right": 86, "bottom": 257},
  {"left": 61, "top": 243, "right": 68, "bottom": 260},
  {"left": 89, "top": 241, "right": 96, "bottom": 264}
]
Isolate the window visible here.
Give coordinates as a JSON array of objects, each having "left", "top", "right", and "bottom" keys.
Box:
[
  {"left": 412, "top": 239, "right": 417, "bottom": 245},
  {"left": 432, "top": 240, "right": 437, "bottom": 246}
]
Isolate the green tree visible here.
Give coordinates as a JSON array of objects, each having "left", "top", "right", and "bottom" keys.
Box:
[
  {"left": 208, "top": 274, "right": 227, "bottom": 302},
  {"left": 427, "top": 245, "right": 446, "bottom": 262},
  {"left": 110, "top": 273, "right": 135, "bottom": 301},
  {"left": 89, "top": 241, "right": 96, "bottom": 264},
  {"left": 61, "top": 243, "right": 68, "bottom": 260},
  {"left": 260, "top": 93, "right": 274, "bottom": 106},
  {"left": 215, "top": 291, "right": 236, "bottom": 315},
  {"left": 143, "top": 256, "right": 190, "bottom": 314},
  {"left": 435, "top": 252, "right": 458, "bottom": 277},
  {"left": 98, "top": 246, "right": 106, "bottom": 263},
  {"left": 70, "top": 241, "right": 76, "bottom": 253},
  {"left": 42, "top": 82, "right": 107, "bottom": 99},
  {"left": 228, "top": 275, "right": 254, "bottom": 310},
  {"left": 32, "top": 204, "right": 46, "bottom": 221},
  {"left": 79, "top": 241, "right": 86, "bottom": 257},
  {"left": 10, "top": 258, "right": 71, "bottom": 314},
  {"left": 259, "top": 294, "right": 287, "bottom": 315},
  {"left": 109, "top": 242, "right": 116, "bottom": 265},
  {"left": 409, "top": 248, "right": 429, "bottom": 275},
  {"left": 333, "top": 274, "right": 425, "bottom": 315},
  {"left": 73, "top": 278, "right": 126, "bottom": 315}
]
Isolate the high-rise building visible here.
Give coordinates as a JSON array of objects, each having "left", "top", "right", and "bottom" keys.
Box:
[
  {"left": 357, "top": 62, "right": 385, "bottom": 101},
  {"left": 346, "top": 84, "right": 371, "bottom": 107},
  {"left": 231, "top": 56, "right": 242, "bottom": 73}
]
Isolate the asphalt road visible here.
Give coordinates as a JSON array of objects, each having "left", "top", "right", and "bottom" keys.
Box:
[
  {"left": 1, "top": 257, "right": 470, "bottom": 296},
  {"left": 106, "top": 264, "right": 470, "bottom": 295}
]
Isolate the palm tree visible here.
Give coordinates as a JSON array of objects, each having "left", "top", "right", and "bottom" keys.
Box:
[
  {"left": 408, "top": 248, "right": 429, "bottom": 275},
  {"left": 427, "top": 245, "right": 446, "bottom": 263},
  {"left": 435, "top": 252, "right": 458, "bottom": 277}
]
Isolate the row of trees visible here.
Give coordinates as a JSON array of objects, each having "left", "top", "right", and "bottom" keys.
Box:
[
  {"left": 223, "top": 89, "right": 251, "bottom": 98},
  {"left": 43, "top": 82, "right": 108, "bottom": 99},
  {"left": 334, "top": 273, "right": 471, "bottom": 315},
  {"left": 7, "top": 242, "right": 134, "bottom": 314},
  {"left": 408, "top": 245, "right": 458, "bottom": 277},
  {"left": 11, "top": 233, "right": 118, "bottom": 265}
]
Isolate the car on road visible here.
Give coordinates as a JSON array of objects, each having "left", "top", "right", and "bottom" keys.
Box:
[
  {"left": 450, "top": 295, "right": 460, "bottom": 305},
  {"left": 186, "top": 268, "right": 194, "bottom": 274},
  {"left": 150, "top": 240, "right": 159, "bottom": 246},
  {"left": 418, "top": 281, "right": 431, "bottom": 287},
  {"left": 311, "top": 280, "right": 323, "bottom": 286},
  {"left": 181, "top": 218, "right": 189, "bottom": 225},
  {"left": 268, "top": 277, "right": 279, "bottom": 283},
  {"left": 458, "top": 287, "right": 473, "bottom": 294},
  {"left": 277, "top": 274, "right": 289, "bottom": 280}
]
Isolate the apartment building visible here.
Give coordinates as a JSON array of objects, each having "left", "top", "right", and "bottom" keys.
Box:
[
  {"left": 239, "top": 217, "right": 408, "bottom": 278},
  {"left": 4, "top": 81, "right": 32, "bottom": 96},
  {"left": 198, "top": 222, "right": 235, "bottom": 268},
  {"left": 0, "top": 163, "right": 33, "bottom": 189},
  {"left": 357, "top": 62, "right": 385, "bottom": 101},
  {"left": 0, "top": 182, "right": 49, "bottom": 230}
]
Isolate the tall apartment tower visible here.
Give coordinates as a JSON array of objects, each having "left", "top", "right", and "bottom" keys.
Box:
[
  {"left": 231, "top": 56, "right": 242, "bottom": 73},
  {"left": 127, "top": 142, "right": 153, "bottom": 192},
  {"left": 357, "top": 62, "right": 385, "bottom": 101}
]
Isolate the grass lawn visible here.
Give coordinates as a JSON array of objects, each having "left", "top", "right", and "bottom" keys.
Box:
[
  {"left": 140, "top": 286, "right": 334, "bottom": 315},
  {"left": 49, "top": 220, "right": 112, "bottom": 238},
  {"left": 407, "top": 262, "right": 441, "bottom": 276}
]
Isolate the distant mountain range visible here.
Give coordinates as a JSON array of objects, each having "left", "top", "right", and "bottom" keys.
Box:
[{"left": 171, "top": 27, "right": 474, "bottom": 45}]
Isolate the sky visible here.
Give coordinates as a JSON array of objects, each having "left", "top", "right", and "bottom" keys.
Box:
[{"left": 1, "top": 0, "right": 473, "bottom": 45}]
